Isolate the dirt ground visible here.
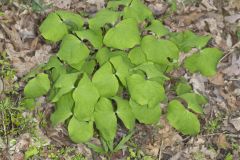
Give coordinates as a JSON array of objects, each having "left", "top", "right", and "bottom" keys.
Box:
[{"left": 0, "top": 0, "right": 240, "bottom": 159}]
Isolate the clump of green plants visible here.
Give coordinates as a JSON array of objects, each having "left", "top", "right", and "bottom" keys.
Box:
[
  {"left": 0, "top": 52, "right": 19, "bottom": 95},
  {"left": 23, "top": 0, "right": 223, "bottom": 153}
]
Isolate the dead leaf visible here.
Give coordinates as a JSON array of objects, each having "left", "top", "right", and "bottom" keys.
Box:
[
  {"left": 87, "top": 0, "right": 105, "bottom": 10},
  {"left": 230, "top": 117, "right": 240, "bottom": 131},
  {"left": 50, "top": 0, "right": 72, "bottom": 9},
  {"left": 229, "top": 0, "right": 240, "bottom": 10},
  {"left": 176, "top": 12, "right": 204, "bottom": 26},
  {"left": 189, "top": 73, "right": 208, "bottom": 93},
  {"left": 225, "top": 14, "right": 240, "bottom": 24},
  {"left": 219, "top": 89, "right": 237, "bottom": 111},
  {"left": 209, "top": 72, "right": 224, "bottom": 86},
  {"left": 0, "top": 24, "right": 24, "bottom": 51},
  {"left": 216, "top": 134, "right": 230, "bottom": 149},
  {"left": 201, "top": 0, "right": 217, "bottom": 11},
  {"left": 222, "top": 53, "right": 240, "bottom": 76}
]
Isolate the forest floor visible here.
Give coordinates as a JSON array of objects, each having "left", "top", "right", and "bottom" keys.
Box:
[{"left": 0, "top": 0, "right": 240, "bottom": 159}]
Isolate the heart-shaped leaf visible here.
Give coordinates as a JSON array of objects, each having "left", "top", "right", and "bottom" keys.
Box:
[
  {"left": 184, "top": 48, "right": 223, "bottom": 76},
  {"left": 94, "top": 98, "right": 117, "bottom": 148},
  {"left": 57, "top": 34, "right": 89, "bottom": 70},
  {"left": 132, "top": 62, "right": 169, "bottom": 84},
  {"left": 128, "top": 47, "right": 147, "bottom": 65},
  {"left": 175, "top": 81, "right": 192, "bottom": 96},
  {"left": 146, "top": 20, "right": 169, "bottom": 37},
  {"left": 169, "top": 30, "right": 211, "bottom": 52},
  {"left": 127, "top": 74, "right": 165, "bottom": 108},
  {"left": 24, "top": 73, "right": 50, "bottom": 98},
  {"left": 141, "top": 35, "right": 179, "bottom": 65},
  {"left": 39, "top": 13, "right": 68, "bottom": 42},
  {"left": 107, "top": 0, "right": 132, "bottom": 10},
  {"left": 179, "top": 93, "right": 207, "bottom": 114},
  {"left": 55, "top": 10, "right": 84, "bottom": 30},
  {"left": 68, "top": 116, "right": 94, "bottom": 143},
  {"left": 75, "top": 29, "right": 103, "bottom": 49},
  {"left": 123, "top": 0, "right": 153, "bottom": 22},
  {"left": 44, "top": 56, "right": 66, "bottom": 81},
  {"left": 51, "top": 73, "right": 79, "bottom": 102},
  {"left": 73, "top": 74, "right": 100, "bottom": 121},
  {"left": 113, "top": 97, "right": 135, "bottom": 130},
  {"left": 129, "top": 99, "right": 161, "bottom": 124},
  {"left": 110, "top": 55, "right": 132, "bottom": 86},
  {"left": 92, "top": 62, "right": 119, "bottom": 97},
  {"left": 167, "top": 100, "right": 200, "bottom": 135},
  {"left": 104, "top": 18, "right": 140, "bottom": 50},
  {"left": 88, "top": 9, "right": 120, "bottom": 29},
  {"left": 50, "top": 92, "right": 73, "bottom": 126}
]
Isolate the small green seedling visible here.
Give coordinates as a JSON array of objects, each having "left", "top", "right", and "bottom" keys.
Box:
[{"left": 23, "top": 0, "right": 223, "bottom": 153}]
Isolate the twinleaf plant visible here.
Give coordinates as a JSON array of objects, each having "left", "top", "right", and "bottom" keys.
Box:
[{"left": 23, "top": 0, "right": 223, "bottom": 152}]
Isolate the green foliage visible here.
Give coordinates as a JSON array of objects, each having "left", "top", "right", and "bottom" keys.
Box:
[
  {"left": 103, "top": 18, "right": 140, "bottom": 50},
  {"left": 167, "top": 100, "right": 200, "bottom": 135},
  {"left": 169, "top": 30, "right": 211, "bottom": 52},
  {"left": 24, "top": 73, "right": 50, "bottom": 98},
  {"left": 23, "top": 0, "right": 223, "bottom": 154},
  {"left": 184, "top": 48, "right": 223, "bottom": 76}
]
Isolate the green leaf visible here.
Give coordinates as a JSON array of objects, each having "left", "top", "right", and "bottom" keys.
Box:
[
  {"left": 123, "top": 0, "right": 153, "bottom": 22},
  {"left": 80, "top": 60, "right": 96, "bottom": 75},
  {"left": 113, "top": 97, "right": 135, "bottom": 130},
  {"left": 75, "top": 29, "right": 103, "bottom": 49},
  {"left": 96, "top": 48, "right": 128, "bottom": 66},
  {"left": 50, "top": 93, "right": 73, "bottom": 126},
  {"left": 22, "top": 98, "right": 36, "bottom": 110},
  {"left": 68, "top": 116, "right": 94, "bottom": 143},
  {"left": 39, "top": 13, "right": 68, "bottom": 42},
  {"left": 127, "top": 74, "right": 165, "bottom": 108},
  {"left": 88, "top": 9, "right": 120, "bottom": 30},
  {"left": 179, "top": 93, "right": 207, "bottom": 114},
  {"left": 73, "top": 74, "right": 100, "bottom": 121},
  {"left": 169, "top": 30, "right": 211, "bottom": 52},
  {"left": 141, "top": 35, "right": 179, "bottom": 65},
  {"left": 94, "top": 98, "right": 117, "bottom": 147},
  {"left": 103, "top": 18, "right": 140, "bottom": 50},
  {"left": 44, "top": 56, "right": 66, "bottom": 81},
  {"left": 51, "top": 73, "right": 79, "bottom": 102},
  {"left": 132, "top": 62, "right": 169, "bottom": 84},
  {"left": 96, "top": 47, "right": 111, "bottom": 66},
  {"left": 128, "top": 47, "right": 147, "bottom": 65},
  {"left": 55, "top": 10, "right": 84, "bottom": 30},
  {"left": 107, "top": 0, "right": 132, "bottom": 10},
  {"left": 184, "top": 48, "right": 223, "bottom": 76},
  {"left": 92, "top": 62, "right": 119, "bottom": 97},
  {"left": 52, "top": 94, "right": 72, "bottom": 121},
  {"left": 57, "top": 34, "right": 89, "bottom": 70},
  {"left": 110, "top": 55, "right": 131, "bottom": 86},
  {"left": 114, "top": 131, "right": 134, "bottom": 151},
  {"left": 129, "top": 99, "right": 161, "bottom": 124},
  {"left": 146, "top": 20, "right": 169, "bottom": 37},
  {"left": 24, "top": 73, "right": 50, "bottom": 98},
  {"left": 24, "top": 147, "right": 39, "bottom": 159},
  {"left": 175, "top": 81, "right": 192, "bottom": 96},
  {"left": 167, "top": 100, "right": 200, "bottom": 135}
]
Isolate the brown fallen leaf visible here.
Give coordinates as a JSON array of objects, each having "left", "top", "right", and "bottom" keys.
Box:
[
  {"left": 229, "top": 0, "right": 240, "bottom": 10},
  {"left": 176, "top": 12, "right": 204, "bottom": 26},
  {"left": 225, "top": 14, "right": 240, "bottom": 24},
  {"left": 230, "top": 117, "right": 240, "bottom": 131},
  {"left": 0, "top": 24, "right": 24, "bottom": 51},
  {"left": 201, "top": 0, "right": 217, "bottom": 11},
  {"left": 215, "top": 134, "right": 230, "bottom": 149},
  {"left": 209, "top": 72, "right": 224, "bottom": 86}
]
